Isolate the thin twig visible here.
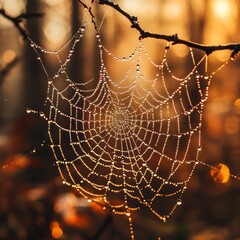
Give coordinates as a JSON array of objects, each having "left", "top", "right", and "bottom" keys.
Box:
[
  {"left": 0, "top": 57, "right": 21, "bottom": 84},
  {"left": 18, "top": 12, "right": 44, "bottom": 19},
  {"left": 77, "top": 0, "right": 98, "bottom": 30},
  {"left": 90, "top": 214, "right": 112, "bottom": 240},
  {"left": 0, "top": 8, "right": 43, "bottom": 39},
  {"left": 0, "top": 9, "right": 43, "bottom": 84},
  {"left": 98, "top": 0, "right": 240, "bottom": 56}
]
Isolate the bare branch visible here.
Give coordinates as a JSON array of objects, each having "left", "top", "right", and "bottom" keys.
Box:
[
  {"left": 77, "top": 0, "right": 98, "bottom": 30},
  {"left": 98, "top": 0, "right": 240, "bottom": 57},
  {"left": 18, "top": 12, "right": 44, "bottom": 19},
  {"left": 0, "top": 57, "right": 21, "bottom": 84},
  {"left": 0, "top": 8, "right": 43, "bottom": 39},
  {"left": 0, "top": 9, "right": 43, "bottom": 85}
]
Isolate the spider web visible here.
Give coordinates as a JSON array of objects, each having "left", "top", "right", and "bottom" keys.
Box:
[{"left": 27, "top": 3, "right": 231, "bottom": 239}]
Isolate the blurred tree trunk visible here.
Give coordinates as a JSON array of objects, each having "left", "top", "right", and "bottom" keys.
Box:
[
  {"left": 70, "top": 0, "right": 84, "bottom": 82},
  {"left": 187, "top": 0, "right": 207, "bottom": 44},
  {"left": 70, "top": 1, "right": 100, "bottom": 83},
  {"left": 24, "top": 0, "right": 45, "bottom": 147},
  {"left": 25, "top": 0, "right": 44, "bottom": 109}
]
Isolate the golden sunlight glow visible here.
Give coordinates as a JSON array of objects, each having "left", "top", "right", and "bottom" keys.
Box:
[
  {"left": 44, "top": 0, "right": 65, "bottom": 7},
  {"left": 172, "top": 45, "right": 189, "bottom": 58},
  {"left": 215, "top": 50, "right": 230, "bottom": 62},
  {"left": 162, "top": 0, "right": 185, "bottom": 20},
  {"left": 3, "top": 50, "right": 16, "bottom": 63},
  {"left": 42, "top": 0, "right": 71, "bottom": 49},
  {"left": 213, "top": 0, "right": 231, "bottom": 18},
  {"left": 2, "top": 0, "right": 26, "bottom": 17},
  {"left": 205, "top": 0, "right": 237, "bottom": 44},
  {"left": 43, "top": 20, "right": 70, "bottom": 47},
  {"left": 121, "top": 0, "right": 158, "bottom": 15}
]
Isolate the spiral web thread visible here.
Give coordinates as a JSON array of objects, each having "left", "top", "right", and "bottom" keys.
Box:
[{"left": 27, "top": 4, "right": 231, "bottom": 239}]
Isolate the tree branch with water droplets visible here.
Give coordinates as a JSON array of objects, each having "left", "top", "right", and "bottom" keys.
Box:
[{"left": 98, "top": 0, "right": 240, "bottom": 58}]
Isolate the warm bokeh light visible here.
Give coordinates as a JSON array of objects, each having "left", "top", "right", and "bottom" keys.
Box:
[
  {"left": 206, "top": 115, "right": 222, "bottom": 137},
  {"left": 90, "top": 200, "right": 106, "bottom": 214},
  {"left": 210, "top": 163, "right": 230, "bottom": 183},
  {"left": 160, "top": 0, "right": 189, "bottom": 39},
  {"left": 215, "top": 50, "right": 231, "bottom": 62},
  {"left": 42, "top": 0, "right": 71, "bottom": 49},
  {"left": 235, "top": 99, "right": 240, "bottom": 107},
  {"left": 50, "top": 221, "right": 63, "bottom": 239},
  {"left": 53, "top": 193, "right": 92, "bottom": 228},
  {"left": 27, "top": 187, "right": 47, "bottom": 201},
  {"left": 172, "top": 45, "right": 189, "bottom": 58},
  {"left": 43, "top": 20, "right": 70, "bottom": 47},
  {"left": 3, "top": 50, "right": 16, "bottom": 64},
  {"left": 206, "top": 0, "right": 238, "bottom": 44},
  {"left": 213, "top": 0, "right": 231, "bottom": 18},
  {"left": 54, "top": 193, "right": 78, "bottom": 213},
  {"left": 64, "top": 212, "right": 91, "bottom": 228},
  {"left": 121, "top": 0, "right": 158, "bottom": 15},
  {"left": 1, "top": 155, "right": 30, "bottom": 173},
  {"left": 2, "top": 0, "right": 26, "bottom": 17},
  {"left": 225, "top": 117, "right": 239, "bottom": 134},
  {"left": 161, "top": 0, "right": 186, "bottom": 20},
  {"left": 234, "top": 98, "right": 240, "bottom": 114}
]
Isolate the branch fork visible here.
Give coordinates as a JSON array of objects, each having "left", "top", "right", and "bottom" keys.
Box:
[{"left": 0, "top": 8, "right": 43, "bottom": 39}]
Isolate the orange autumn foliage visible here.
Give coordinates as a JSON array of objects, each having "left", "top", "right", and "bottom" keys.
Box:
[{"left": 210, "top": 163, "right": 230, "bottom": 183}]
